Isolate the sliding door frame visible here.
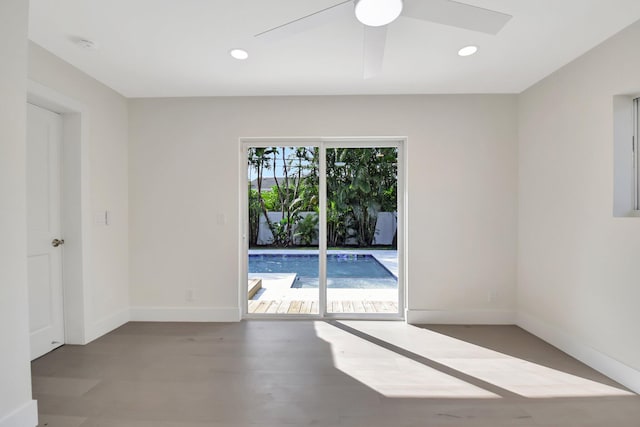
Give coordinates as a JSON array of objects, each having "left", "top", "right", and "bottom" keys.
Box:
[{"left": 239, "top": 137, "right": 406, "bottom": 320}]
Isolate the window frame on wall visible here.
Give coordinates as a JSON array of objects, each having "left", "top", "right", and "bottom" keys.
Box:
[
  {"left": 612, "top": 94, "right": 640, "bottom": 217},
  {"left": 634, "top": 97, "right": 640, "bottom": 211}
]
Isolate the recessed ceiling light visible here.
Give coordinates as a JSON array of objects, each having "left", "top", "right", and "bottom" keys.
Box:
[
  {"left": 355, "top": 0, "right": 403, "bottom": 27},
  {"left": 458, "top": 45, "right": 478, "bottom": 57},
  {"left": 229, "top": 48, "right": 249, "bottom": 60},
  {"left": 76, "top": 38, "right": 99, "bottom": 50}
]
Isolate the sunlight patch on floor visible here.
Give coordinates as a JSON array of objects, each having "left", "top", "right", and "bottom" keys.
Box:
[
  {"left": 313, "top": 321, "right": 499, "bottom": 398},
  {"left": 314, "top": 321, "right": 635, "bottom": 399}
]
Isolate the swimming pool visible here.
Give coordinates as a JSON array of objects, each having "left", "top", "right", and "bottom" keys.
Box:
[{"left": 248, "top": 254, "right": 397, "bottom": 289}]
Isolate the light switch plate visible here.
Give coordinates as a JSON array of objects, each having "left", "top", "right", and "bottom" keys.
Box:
[{"left": 93, "top": 210, "right": 111, "bottom": 226}]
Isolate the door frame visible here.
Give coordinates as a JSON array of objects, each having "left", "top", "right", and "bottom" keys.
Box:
[
  {"left": 239, "top": 137, "right": 407, "bottom": 320},
  {"left": 27, "top": 81, "right": 92, "bottom": 345}
]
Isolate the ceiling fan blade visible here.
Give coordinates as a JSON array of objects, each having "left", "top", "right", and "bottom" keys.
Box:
[
  {"left": 255, "top": 0, "right": 353, "bottom": 42},
  {"left": 402, "top": 0, "right": 512, "bottom": 35},
  {"left": 363, "top": 25, "right": 387, "bottom": 79}
]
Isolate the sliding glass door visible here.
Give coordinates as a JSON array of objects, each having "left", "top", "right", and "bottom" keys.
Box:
[
  {"left": 242, "top": 139, "right": 403, "bottom": 319},
  {"left": 325, "top": 146, "right": 399, "bottom": 315},
  {"left": 246, "top": 146, "right": 320, "bottom": 315}
]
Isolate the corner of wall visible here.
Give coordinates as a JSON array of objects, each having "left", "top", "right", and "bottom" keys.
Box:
[
  {"left": 85, "top": 308, "right": 131, "bottom": 344},
  {"left": 517, "top": 311, "right": 640, "bottom": 394}
]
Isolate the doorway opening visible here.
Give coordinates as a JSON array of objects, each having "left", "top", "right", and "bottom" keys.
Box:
[
  {"left": 240, "top": 138, "right": 406, "bottom": 319},
  {"left": 27, "top": 81, "right": 90, "bottom": 356}
]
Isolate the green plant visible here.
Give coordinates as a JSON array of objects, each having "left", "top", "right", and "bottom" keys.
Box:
[
  {"left": 270, "top": 218, "right": 286, "bottom": 247},
  {"left": 323, "top": 147, "right": 397, "bottom": 247},
  {"left": 294, "top": 213, "right": 319, "bottom": 246},
  {"left": 260, "top": 187, "right": 280, "bottom": 211},
  {"left": 248, "top": 145, "right": 397, "bottom": 248},
  {"left": 248, "top": 187, "right": 261, "bottom": 246},
  {"left": 326, "top": 200, "right": 347, "bottom": 247},
  {"left": 248, "top": 146, "right": 314, "bottom": 247}
]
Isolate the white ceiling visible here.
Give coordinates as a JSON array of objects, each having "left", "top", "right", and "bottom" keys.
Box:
[{"left": 28, "top": 0, "right": 640, "bottom": 98}]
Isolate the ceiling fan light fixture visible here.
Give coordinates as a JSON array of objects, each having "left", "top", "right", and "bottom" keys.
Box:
[
  {"left": 355, "top": 0, "right": 403, "bottom": 27},
  {"left": 458, "top": 45, "right": 478, "bottom": 57}
]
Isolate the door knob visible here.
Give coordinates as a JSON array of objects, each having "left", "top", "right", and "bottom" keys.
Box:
[{"left": 51, "top": 238, "right": 65, "bottom": 247}]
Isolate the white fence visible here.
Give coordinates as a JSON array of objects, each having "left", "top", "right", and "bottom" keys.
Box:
[{"left": 256, "top": 211, "right": 397, "bottom": 246}]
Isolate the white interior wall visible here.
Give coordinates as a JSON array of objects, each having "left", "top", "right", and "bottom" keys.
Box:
[
  {"left": 0, "top": 1, "right": 38, "bottom": 426},
  {"left": 128, "top": 95, "right": 518, "bottom": 322},
  {"left": 28, "top": 42, "right": 130, "bottom": 341},
  {"left": 518, "top": 20, "right": 640, "bottom": 389}
]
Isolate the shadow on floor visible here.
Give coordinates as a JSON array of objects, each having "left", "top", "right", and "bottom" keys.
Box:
[
  {"left": 31, "top": 320, "right": 640, "bottom": 427},
  {"left": 419, "top": 324, "right": 628, "bottom": 389}
]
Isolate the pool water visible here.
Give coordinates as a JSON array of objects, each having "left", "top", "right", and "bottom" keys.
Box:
[{"left": 248, "top": 254, "right": 397, "bottom": 289}]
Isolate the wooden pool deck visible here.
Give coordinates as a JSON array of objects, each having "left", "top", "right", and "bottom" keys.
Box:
[{"left": 247, "top": 299, "right": 398, "bottom": 314}]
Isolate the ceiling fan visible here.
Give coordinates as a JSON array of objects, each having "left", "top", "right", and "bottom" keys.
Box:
[{"left": 255, "top": 0, "right": 512, "bottom": 78}]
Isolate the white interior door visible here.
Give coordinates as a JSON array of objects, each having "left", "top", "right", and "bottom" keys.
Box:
[{"left": 27, "top": 103, "right": 65, "bottom": 360}]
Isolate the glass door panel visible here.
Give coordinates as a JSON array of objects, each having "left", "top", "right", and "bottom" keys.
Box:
[
  {"left": 247, "top": 146, "right": 320, "bottom": 315},
  {"left": 325, "top": 146, "right": 399, "bottom": 315}
]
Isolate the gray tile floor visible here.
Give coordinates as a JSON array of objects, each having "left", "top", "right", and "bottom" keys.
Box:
[{"left": 32, "top": 321, "right": 640, "bottom": 427}]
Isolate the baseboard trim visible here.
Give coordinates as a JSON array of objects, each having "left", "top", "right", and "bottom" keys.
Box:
[
  {"left": 0, "top": 400, "right": 38, "bottom": 427},
  {"left": 130, "top": 306, "right": 241, "bottom": 322},
  {"left": 406, "top": 309, "right": 516, "bottom": 325},
  {"left": 85, "top": 307, "right": 130, "bottom": 344},
  {"left": 517, "top": 311, "right": 640, "bottom": 394}
]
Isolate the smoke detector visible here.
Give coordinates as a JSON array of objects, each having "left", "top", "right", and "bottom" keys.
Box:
[{"left": 75, "top": 38, "right": 99, "bottom": 50}]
